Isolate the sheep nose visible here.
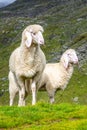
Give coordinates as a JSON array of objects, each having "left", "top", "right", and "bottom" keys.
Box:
[
  {"left": 74, "top": 58, "right": 78, "bottom": 64},
  {"left": 39, "top": 39, "right": 44, "bottom": 45}
]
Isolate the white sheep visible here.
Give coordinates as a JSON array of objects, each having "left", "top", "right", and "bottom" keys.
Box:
[
  {"left": 9, "top": 24, "right": 46, "bottom": 106},
  {"left": 39, "top": 49, "right": 78, "bottom": 104}
]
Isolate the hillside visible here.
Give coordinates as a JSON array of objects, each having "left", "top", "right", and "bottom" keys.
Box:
[{"left": 0, "top": 0, "right": 87, "bottom": 105}]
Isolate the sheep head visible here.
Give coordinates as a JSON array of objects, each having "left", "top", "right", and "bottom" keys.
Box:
[
  {"left": 61, "top": 49, "right": 78, "bottom": 69},
  {"left": 22, "top": 24, "right": 44, "bottom": 48}
]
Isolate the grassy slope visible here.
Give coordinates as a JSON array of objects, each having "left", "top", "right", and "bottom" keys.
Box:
[{"left": 0, "top": 103, "right": 87, "bottom": 129}]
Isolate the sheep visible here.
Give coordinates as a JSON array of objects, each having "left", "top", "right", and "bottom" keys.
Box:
[
  {"left": 38, "top": 49, "right": 78, "bottom": 104},
  {"left": 9, "top": 24, "right": 46, "bottom": 106}
]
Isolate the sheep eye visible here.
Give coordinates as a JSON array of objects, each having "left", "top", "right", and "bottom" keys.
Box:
[
  {"left": 68, "top": 54, "right": 70, "bottom": 56},
  {"left": 31, "top": 32, "right": 36, "bottom": 35},
  {"left": 33, "top": 32, "right": 36, "bottom": 35}
]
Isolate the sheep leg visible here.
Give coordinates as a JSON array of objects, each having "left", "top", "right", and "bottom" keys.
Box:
[
  {"left": 9, "top": 71, "right": 19, "bottom": 106},
  {"left": 47, "top": 89, "right": 55, "bottom": 104},
  {"left": 49, "top": 96, "right": 55, "bottom": 104},
  {"left": 18, "top": 91, "right": 27, "bottom": 106},
  {"left": 18, "top": 88, "right": 25, "bottom": 106},
  {"left": 17, "top": 77, "right": 25, "bottom": 106},
  {"left": 9, "top": 92, "right": 16, "bottom": 106},
  {"left": 31, "top": 81, "right": 36, "bottom": 105}
]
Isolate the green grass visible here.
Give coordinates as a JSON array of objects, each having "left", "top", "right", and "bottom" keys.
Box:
[{"left": 0, "top": 103, "right": 87, "bottom": 129}]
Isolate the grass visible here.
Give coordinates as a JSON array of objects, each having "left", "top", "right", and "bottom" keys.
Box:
[{"left": 0, "top": 103, "right": 87, "bottom": 129}]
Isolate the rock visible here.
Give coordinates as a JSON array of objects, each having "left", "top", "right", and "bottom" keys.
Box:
[{"left": 73, "top": 97, "right": 79, "bottom": 102}]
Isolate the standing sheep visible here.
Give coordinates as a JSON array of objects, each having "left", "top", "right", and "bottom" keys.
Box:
[
  {"left": 39, "top": 49, "right": 78, "bottom": 104},
  {"left": 9, "top": 24, "right": 46, "bottom": 106}
]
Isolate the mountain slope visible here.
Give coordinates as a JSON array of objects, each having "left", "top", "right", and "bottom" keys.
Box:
[{"left": 0, "top": 0, "right": 87, "bottom": 105}]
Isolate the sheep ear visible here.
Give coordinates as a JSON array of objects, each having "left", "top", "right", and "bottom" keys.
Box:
[
  {"left": 63, "top": 54, "right": 69, "bottom": 69},
  {"left": 25, "top": 31, "right": 32, "bottom": 47}
]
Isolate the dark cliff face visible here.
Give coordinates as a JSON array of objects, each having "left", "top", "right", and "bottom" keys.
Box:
[{"left": 0, "top": 0, "right": 87, "bottom": 18}]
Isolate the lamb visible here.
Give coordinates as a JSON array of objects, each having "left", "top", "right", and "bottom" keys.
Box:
[
  {"left": 39, "top": 49, "right": 78, "bottom": 104},
  {"left": 9, "top": 24, "right": 46, "bottom": 106}
]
